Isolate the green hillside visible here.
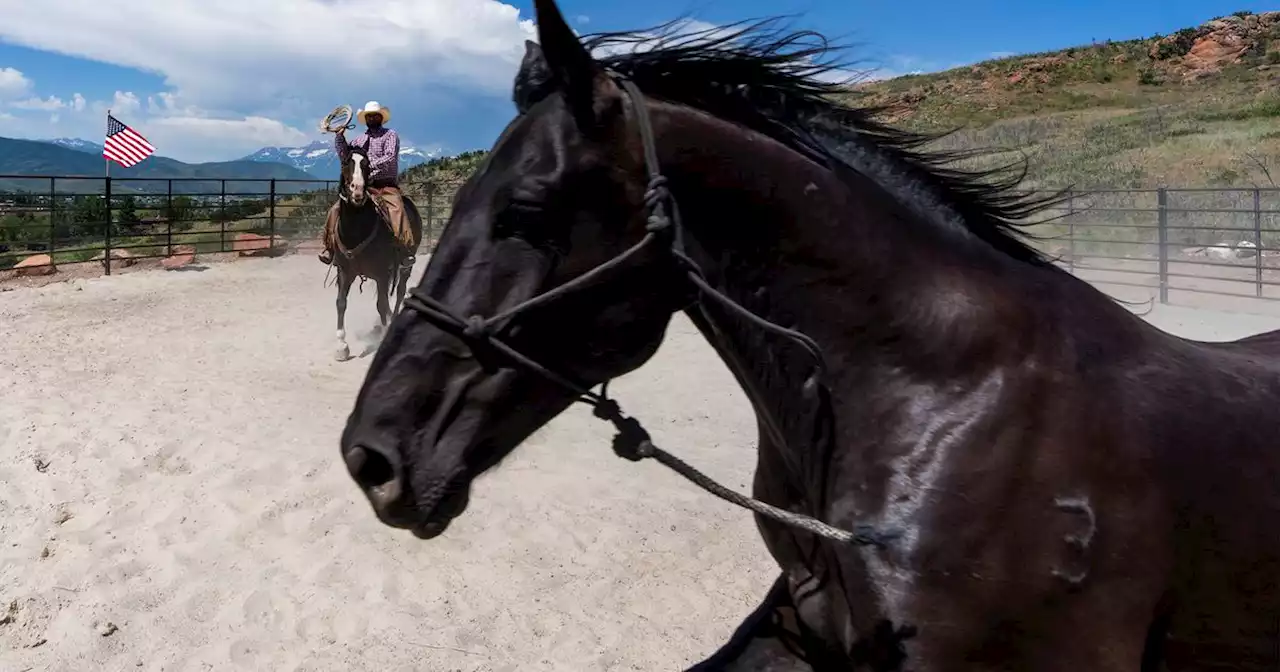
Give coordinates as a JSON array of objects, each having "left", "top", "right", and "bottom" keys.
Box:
[
  {"left": 855, "top": 10, "right": 1280, "bottom": 189},
  {"left": 0, "top": 137, "right": 321, "bottom": 195},
  {"left": 400, "top": 150, "right": 488, "bottom": 186}
]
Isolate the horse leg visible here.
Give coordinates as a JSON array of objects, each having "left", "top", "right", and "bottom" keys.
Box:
[
  {"left": 373, "top": 272, "right": 392, "bottom": 337},
  {"left": 335, "top": 268, "right": 354, "bottom": 361},
  {"left": 684, "top": 574, "right": 816, "bottom": 672},
  {"left": 393, "top": 263, "right": 411, "bottom": 315}
]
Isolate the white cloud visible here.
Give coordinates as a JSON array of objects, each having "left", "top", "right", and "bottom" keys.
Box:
[
  {"left": 146, "top": 115, "right": 311, "bottom": 155},
  {"left": 6, "top": 87, "right": 312, "bottom": 162},
  {"left": 575, "top": 14, "right": 589, "bottom": 24},
  {"left": 106, "top": 91, "right": 141, "bottom": 115},
  {"left": 0, "top": 67, "right": 32, "bottom": 99},
  {"left": 0, "top": 0, "right": 535, "bottom": 119},
  {"left": 11, "top": 95, "right": 64, "bottom": 111}
]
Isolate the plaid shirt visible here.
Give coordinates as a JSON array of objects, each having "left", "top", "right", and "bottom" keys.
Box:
[{"left": 335, "top": 126, "right": 399, "bottom": 185}]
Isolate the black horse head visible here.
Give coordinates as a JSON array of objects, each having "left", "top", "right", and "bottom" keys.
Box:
[{"left": 339, "top": 0, "right": 1065, "bottom": 541}]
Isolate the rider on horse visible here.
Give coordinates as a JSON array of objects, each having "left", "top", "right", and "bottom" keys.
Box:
[{"left": 318, "top": 100, "right": 416, "bottom": 269}]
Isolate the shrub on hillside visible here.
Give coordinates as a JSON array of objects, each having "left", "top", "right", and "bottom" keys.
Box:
[{"left": 1153, "top": 28, "right": 1198, "bottom": 61}]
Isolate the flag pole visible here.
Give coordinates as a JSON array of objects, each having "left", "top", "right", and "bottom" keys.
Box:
[{"left": 104, "top": 109, "right": 111, "bottom": 179}]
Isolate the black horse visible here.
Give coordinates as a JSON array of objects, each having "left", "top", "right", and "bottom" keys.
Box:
[
  {"left": 340, "top": 1, "right": 1280, "bottom": 669},
  {"left": 329, "top": 145, "right": 423, "bottom": 361}
]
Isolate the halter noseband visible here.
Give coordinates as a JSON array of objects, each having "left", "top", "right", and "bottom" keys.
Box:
[{"left": 400, "top": 72, "right": 900, "bottom": 549}]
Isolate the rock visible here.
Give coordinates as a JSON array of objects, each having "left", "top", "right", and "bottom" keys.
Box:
[
  {"left": 161, "top": 253, "right": 194, "bottom": 270},
  {"left": 96, "top": 621, "right": 118, "bottom": 637},
  {"left": 232, "top": 233, "right": 288, "bottom": 257},
  {"left": 1184, "top": 32, "right": 1249, "bottom": 74},
  {"left": 12, "top": 254, "right": 55, "bottom": 277},
  {"left": 1206, "top": 243, "right": 1235, "bottom": 260},
  {"left": 90, "top": 248, "right": 137, "bottom": 269},
  {"left": 1237, "top": 239, "right": 1259, "bottom": 258}
]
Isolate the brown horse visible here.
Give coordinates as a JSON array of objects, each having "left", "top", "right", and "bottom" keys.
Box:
[
  {"left": 339, "top": 2, "right": 1280, "bottom": 669},
  {"left": 329, "top": 144, "right": 423, "bottom": 361}
]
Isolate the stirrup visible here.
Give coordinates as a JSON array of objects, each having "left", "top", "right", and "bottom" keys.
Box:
[
  {"left": 318, "top": 249, "right": 333, "bottom": 264},
  {"left": 399, "top": 254, "right": 416, "bottom": 268}
]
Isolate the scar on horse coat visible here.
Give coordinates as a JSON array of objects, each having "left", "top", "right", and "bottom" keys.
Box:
[{"left": 340, "top": 1, "right": 1280, "bottom": 669}]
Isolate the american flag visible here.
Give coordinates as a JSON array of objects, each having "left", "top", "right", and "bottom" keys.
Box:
[{"left": 103, "top": 114, "right": 156, "bottom": 168}]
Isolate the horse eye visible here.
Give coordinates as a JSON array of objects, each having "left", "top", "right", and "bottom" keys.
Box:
[{"left": 493, "top": 200, "right": 543, "bottom": 238}]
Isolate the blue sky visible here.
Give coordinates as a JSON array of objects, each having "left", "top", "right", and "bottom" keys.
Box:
[{"left": 0, "top": 0, "right": 1270, "bottom": 163}]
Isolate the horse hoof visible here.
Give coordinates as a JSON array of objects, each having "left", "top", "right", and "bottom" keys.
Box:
[{"left": 335, "top": 345, "right": 351, "bottom": 361}]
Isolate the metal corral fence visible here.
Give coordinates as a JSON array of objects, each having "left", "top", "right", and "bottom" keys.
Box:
[
  {"left": 1033, "top": 188, "right": 1280, "bottom": 304},
  {"left": 3, "top": 178, "right": 1280, "bottom": 303},
  {"left": 0, "top": 175, "right": 467, "bottom": 274}
]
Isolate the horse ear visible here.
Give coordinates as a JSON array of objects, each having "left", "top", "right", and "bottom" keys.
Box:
[
  {"left": 513, "top": 40, "right": 555, "bottom": 113},
  {"left": 533, "top": 0, "right": 603, "bottom": 128}
]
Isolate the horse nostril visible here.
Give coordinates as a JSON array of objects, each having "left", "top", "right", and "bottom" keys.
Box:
[{"left": 346, "top": 444, "right": 396, "bottom": 490}]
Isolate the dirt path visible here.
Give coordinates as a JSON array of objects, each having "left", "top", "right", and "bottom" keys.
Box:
[{"left": 2, "top": 255, "right": 1277, "bottom": 671}]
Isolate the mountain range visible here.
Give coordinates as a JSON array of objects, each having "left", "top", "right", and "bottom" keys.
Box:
[
  {"left": 0, "top": 137, "right": 321, "bottom": 195},
  {"left": 240, "top": 140, "right": 437, "bottom": 179},
  {"left": 45, "top": 136, "right": 436, "bottom": 180}
]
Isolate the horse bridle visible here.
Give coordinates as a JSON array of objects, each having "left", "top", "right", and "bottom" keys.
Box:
[
  {"left": 401, "top": 72, "right": 900, "bottom": 549},
  {"left": 334, "top": 150, "right": 392, "bottom": 260}
]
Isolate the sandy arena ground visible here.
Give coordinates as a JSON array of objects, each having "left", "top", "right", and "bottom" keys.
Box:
[{"left": 3, "top": 254, "right": 1280, "bottom": 672}]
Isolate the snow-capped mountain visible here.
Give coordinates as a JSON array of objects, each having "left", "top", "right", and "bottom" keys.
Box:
[
  {"left": 240, "top": 140, "right": 437, "bottom": 179},
  {"left": 44, "top": 137, "right": 104, "bottom": 154}
]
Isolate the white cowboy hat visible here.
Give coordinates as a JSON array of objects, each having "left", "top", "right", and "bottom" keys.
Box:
[{"left": 356, "top": 100, "right": 391, "bottom": 125}]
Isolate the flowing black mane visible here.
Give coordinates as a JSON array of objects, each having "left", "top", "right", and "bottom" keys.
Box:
[{"left": 582, "top": 19, "right": 1070, "bottom": 266}]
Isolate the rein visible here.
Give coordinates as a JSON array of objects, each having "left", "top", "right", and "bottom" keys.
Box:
[{"left": 402, "top": 73, "right": 901, "bottom": 550}]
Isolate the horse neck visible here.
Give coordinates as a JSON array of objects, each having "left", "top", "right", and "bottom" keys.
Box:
[
  {"left": 336, "top": 195, "right": 376, "bottom": 246},
  {"left": 655, "top": 107, "right": 1061, "bottom": 465}
]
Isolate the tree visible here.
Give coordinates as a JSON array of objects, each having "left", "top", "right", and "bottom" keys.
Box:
[
  {"left": 163, "top": 195, "right": 197, "bottom": 232},
  {"left": 116, "top": 195, "right": 142, "bottom": 235},
  {"left": 72, "top": 195, "right": 109, "bottom": 238}
]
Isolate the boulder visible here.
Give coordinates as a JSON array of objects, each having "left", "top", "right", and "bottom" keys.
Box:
[
  {"left": 232, "top": 233, "right": 288, "bottom": 257},
  {"left": 12, "top": 254, "right": 55, "bottom": 277},
  {"left": 161, "top": 253, "right": 195, "bottom": 269},
  {"left": 161, "top": 244, "right": 197, "bottom": 269},
  {"left": 90, "top": 248, "right": 138, "bottom": 268},
  {"left": 1184, "top": 32, "right": 1250, "bottom": 75}
]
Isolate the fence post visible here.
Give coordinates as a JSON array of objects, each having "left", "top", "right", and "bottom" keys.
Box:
[
  {"left": 47, "top": 177, "right": 56, "bottom": 256},
  {"left": 166, "top": 179, "right": 174, "bottom": 257},
  {"left": 220, "top": 179, "right": 227, "bottom": 252},
  {"left": 268, "top": 178, "right": 277, "bottom": 244},
  {"left": 1156, "top": 187, "right": 1168, "bottom": 304},
  {"left": 1066, "top": 188, "right": 1075, "bottom": 273},
  {"left": 104, "top": 176, "right": 113, "bottom": 276},
  {"left": 1255, "top": 188, "right": 1264, "bottom": 298},
  {"left": 426, "top": 182, "right": 436, "bottom": 244}
]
